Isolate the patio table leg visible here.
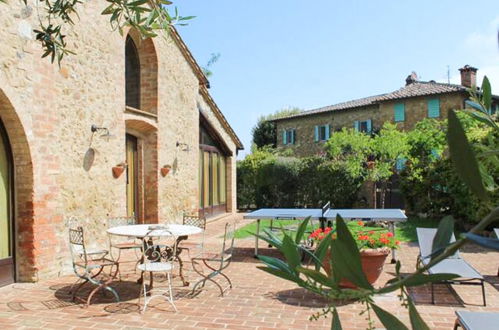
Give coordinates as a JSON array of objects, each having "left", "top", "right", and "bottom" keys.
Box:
[
  {"left": 389, "top": 221, "right": 396, "bottom": 263},
  {"left": 254, "top": 219, "right": 260, "bottom": 257}
]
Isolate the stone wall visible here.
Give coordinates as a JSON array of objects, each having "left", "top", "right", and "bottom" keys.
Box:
[
  {"left": 0, "top": 1, "right": 240, "bottom": 281},
  {"left": 275, "top": 93, "right": 466, "bottom": 157}
]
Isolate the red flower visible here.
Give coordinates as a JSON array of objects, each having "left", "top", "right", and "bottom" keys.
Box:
[
  {"left": 386, "top": 232, "right": 394, "bottom": 238},
  {"left": 357, "top": 221, "right": 364, "bottom": 227}
]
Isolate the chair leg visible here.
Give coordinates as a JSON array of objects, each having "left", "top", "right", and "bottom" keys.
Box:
[
  {"left": 167, "top": 272, "right": 177, "bottom": 312},
  {"left": 453, "top": 318, "right": 461, "bottom": 330},
  {"left": 431, "top": 282, "right": 435, "bottom": 304},
  {"left": 481, "top": 280, "right": 486, "bottom": 306}
]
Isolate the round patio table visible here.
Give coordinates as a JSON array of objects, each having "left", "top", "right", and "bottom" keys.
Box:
[{"left": 107, "top": 224, "right": 203, "bottom": 286}]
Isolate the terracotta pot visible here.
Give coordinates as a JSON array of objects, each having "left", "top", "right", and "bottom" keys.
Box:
[
  {"left": 160, "top": 165, "right": 171, "bottom": 177},
  {"left": 112, "top": 165, "right": 125, "bottom": 178},
  {"left": 323, "top": 248, "right": 390, "bottom": 288}
]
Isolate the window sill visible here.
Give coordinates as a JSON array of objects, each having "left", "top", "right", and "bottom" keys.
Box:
[{"left": 125, "top": 106, "right": 158, "bottom": 120}]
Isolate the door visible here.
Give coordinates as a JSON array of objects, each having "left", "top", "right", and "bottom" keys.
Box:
[
  {"left": 126, "top": 134, "right": 139, "bottom": 219},
  {"left": 0, "top": 120, "right": 14, "bottom": 287}
]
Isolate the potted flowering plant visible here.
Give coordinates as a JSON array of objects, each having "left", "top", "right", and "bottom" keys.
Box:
[{"left": 309, "top": 221, "right": 400, "bottom": 288}]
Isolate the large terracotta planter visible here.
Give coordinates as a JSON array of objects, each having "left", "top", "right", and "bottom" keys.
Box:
[{"left": 323, "top": 248, "right": 390, "bottom": 288}]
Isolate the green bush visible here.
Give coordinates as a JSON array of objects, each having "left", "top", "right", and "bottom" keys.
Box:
[{"left": 237, "top": 153, "right": 362, "bottom": 209}]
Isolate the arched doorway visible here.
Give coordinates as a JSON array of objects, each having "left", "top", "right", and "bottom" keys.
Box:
[{"left": 0, "top": 119, "right": 14, "bottom": 286}]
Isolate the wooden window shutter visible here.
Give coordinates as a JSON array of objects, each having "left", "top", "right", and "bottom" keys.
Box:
[
  {"left": 354, "top": 121, "right": 360, "bottom": 132},
  {"left": 314, "top": 126, "right": 319, "bottom": 142},
  {"left": 282, "top": 130, "right": 287, "bottom": 145}
]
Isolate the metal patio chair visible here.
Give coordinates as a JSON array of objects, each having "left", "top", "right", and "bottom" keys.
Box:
[
  {"left": 137, "top": 228, "right": 178, "bottom": 313},
  {"left": 107, "top": 216, "right": 142, "bottom": 279},
  {"left": 416, "top": 227, "right": 486, "bottom": 306},
  {"left": 68, "top": 226, "right": 120, "bottom": 307},
  {"left": 178, "top": 214, "right": 207, "bottom": 259},
  {"left": 191, "top": 222, "right": 235, "bottom": 297}
]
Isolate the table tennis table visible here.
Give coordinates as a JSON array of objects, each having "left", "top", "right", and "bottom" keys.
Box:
[{"left": 243, "top": 204, "right": 407, "bottom": 263}]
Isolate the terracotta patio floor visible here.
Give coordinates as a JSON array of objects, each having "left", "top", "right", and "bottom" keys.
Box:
[{"left": 0, "top": 214, "right": 498, "bottom": 329}]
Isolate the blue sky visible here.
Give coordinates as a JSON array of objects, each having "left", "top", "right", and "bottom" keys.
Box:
[{"left": 175, "top": 1, "right": 499, "bottom": 157}]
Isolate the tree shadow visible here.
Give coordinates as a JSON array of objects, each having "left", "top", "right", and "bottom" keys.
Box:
[
  {"left": 231, "top": 246, "right": 283, "bottom": 263},
  {"left": 265, "top": 287, "right": 355, "bottom": 308}
]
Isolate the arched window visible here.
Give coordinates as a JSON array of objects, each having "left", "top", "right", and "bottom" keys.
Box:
[{"left": 125, "top": 36, "right": 141, "bottom": 109}]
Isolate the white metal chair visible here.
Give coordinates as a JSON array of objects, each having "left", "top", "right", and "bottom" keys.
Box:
[
  {"left": 107, "top": 216, "right": 142, "bottom": 279},
  {"left": 178, "top": 214, "right": 207, "bottom": 259},
  {"left": 191, "top": 222, "right": 235, "bottom": 297},
  {"left": 68, "top": 226, "right": 120, "bottom": 307},
  {"left": 137, "top": 228, "right": 178, "bottom": 313}
]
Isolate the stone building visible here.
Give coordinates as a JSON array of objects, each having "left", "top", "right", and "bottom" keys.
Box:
[
  {"left": 273, "top": 66, "right": 498, "bottom": 157},
  {"left": 0, "top": 2, "right": 242, "bottom": 287}
]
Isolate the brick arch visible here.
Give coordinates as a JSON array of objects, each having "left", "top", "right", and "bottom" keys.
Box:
[
  {"left": 125, "top": 119, "right": 158, "bottom": 223},
  {"left": 0, "top": 89, "right": 35, "bottom": 282},
  {"left": 125, "top": 30, "right": 158, "bottom": 115}
]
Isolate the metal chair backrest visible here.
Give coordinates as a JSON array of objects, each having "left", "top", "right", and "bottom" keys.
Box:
[
  {"left": 69, "top": 226, "right": 88, "bottom": 266},
  {"left": 182, "top": 214, "right": 207, "bottom": 230},
  {"left": 107, "top": 216, "right": 136, "bottom": 228},
  {"left": 416, "top": 227, "right": 460, "bottom": 260},
  {"left": 140, "top": 228, "right": 177, "bottom": 266},
  {"left": 220, "top": 222, "right": 235, "bottom": 268}
]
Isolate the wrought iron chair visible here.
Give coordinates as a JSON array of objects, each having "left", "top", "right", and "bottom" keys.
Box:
[
  {"left": 178, "top": 214, "right": 207, "bottom": 259},
  {"left": 68, "top": 226, "right": 120, "bottom": 307},
  {"left": 191, "top": 222, "right": 235, "bottom": 297},
  {"left": 107, "top": 216, "right": 142, "bottom": 279},
  {"left": 137, "top": 228, "right": 178, "bottom": 313}
]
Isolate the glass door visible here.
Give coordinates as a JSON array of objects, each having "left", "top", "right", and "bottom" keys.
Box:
[
  {"left": 0, "top": 120, "right": 14, "bottom": 286},
  {"left": 126, "top": 134, "right": 138, "bottom": 220}
]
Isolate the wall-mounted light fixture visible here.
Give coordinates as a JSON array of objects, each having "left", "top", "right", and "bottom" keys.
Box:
[
  {"left": 112, "top": 162, "right": 127, "bottom": 178},
  {"left": 160, "top": 164, "right": 172, "bottom": 177},
  {"left": 176, "top": 141, "right": 189, "bottom": 152},
  {"left": 91, "top": 124, "right": 115, "bottom": 141}
]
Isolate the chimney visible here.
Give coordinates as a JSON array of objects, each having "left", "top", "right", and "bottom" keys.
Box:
[
  {"left": 459, "top": 65, "right": 477, "bottom": 88},
  {"left": 405, "top": 71, "right": 418, "bottom": 85}
]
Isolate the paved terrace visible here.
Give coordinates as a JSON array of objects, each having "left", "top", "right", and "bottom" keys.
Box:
[{"left": 0, "top": 214, "right": 498, "bottom": 329}]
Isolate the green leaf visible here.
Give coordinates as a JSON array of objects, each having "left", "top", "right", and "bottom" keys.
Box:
[
  {"left": 330, "top": 215, "right": 372, "bottom": 289},
  {"left": 257, "top": 266, "right": 298, "bottom": 283},
  {"left": 408, "top": 299, "right": 430, "bottom": 330},
  {"left": 465, "top": 233, "right": 499, "bottom": 250},
  {"left": 295, "top": 217, "right": 309, "bottom": 244},
  {"left": 447, "top": 110, "right": 488, "bottom": 201},
  {"left": 313, "top": 233, "right": 332, "bottom": 271},
  {"left": 332, "top": 307, "right": 342, "bottom": 330},
  {"left": 281, "top": 234, "right": 301, "bottom": 271},
  {"left": 430, "top": 215, "right": 455, "bottom": 261},
  {"left": 257, "top": 255, "right": 293, "bottom": 274},
  {"left": 481, "top": 76, "right": 492, "bottom": 112},
  {"left": 296, "top": 267, "right": 335, "bottom": 288},
  {"left": 371, "top": 303, "right": 409, "bottom": 330}
]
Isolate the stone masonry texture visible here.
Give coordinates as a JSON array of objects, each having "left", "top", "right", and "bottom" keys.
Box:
[{"left": 0, "top": 1, "right": 240, "bottom": 283}]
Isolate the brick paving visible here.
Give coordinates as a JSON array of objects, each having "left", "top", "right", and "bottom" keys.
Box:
[{"left": 0, "top": 213, "right": 498, "bottom": 329}]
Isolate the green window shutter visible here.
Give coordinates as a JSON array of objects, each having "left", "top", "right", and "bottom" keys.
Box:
[
  {"left": 366, "top": 119, "right": 372, "bottom": 133},
  {"left": 314, "top": 126, "right": 319, "bottom": 142},
  {"left": 291, "top": 130, "right": 296, "bottom": 144},
  {"left": 354, "top": 121, "right": 360, "bottom": 132},
  {"left": 282, "top": 130, "right": 287, "bottom": 145},
  {"left": 428, "top": 98, "right": 440, "bottom": 118},
  {"left": 394, "top": 103, "right": 405, "bottom": 122},
  {"left": 325, "top": 125, "right": 330, "bottom": 140},
  {"left": 395, "top": 158, "right": 406, "bottom": 172}
]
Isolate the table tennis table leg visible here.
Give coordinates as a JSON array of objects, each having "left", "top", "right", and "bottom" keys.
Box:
[
  {"left": 254, "top": 219, "right": 260, "bottom": 258},
  {"left": 389, "top": 222, "right": 396, "bottom": 263}
]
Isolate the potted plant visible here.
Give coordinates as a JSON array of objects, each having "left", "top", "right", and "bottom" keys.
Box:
[{"left": 309, "top": 221, "right": 400, "bottom": 288}]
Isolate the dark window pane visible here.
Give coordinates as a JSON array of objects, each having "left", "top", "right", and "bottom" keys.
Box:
[{"left": 125, "top": 36, "right": 141, "bottom": 109}]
